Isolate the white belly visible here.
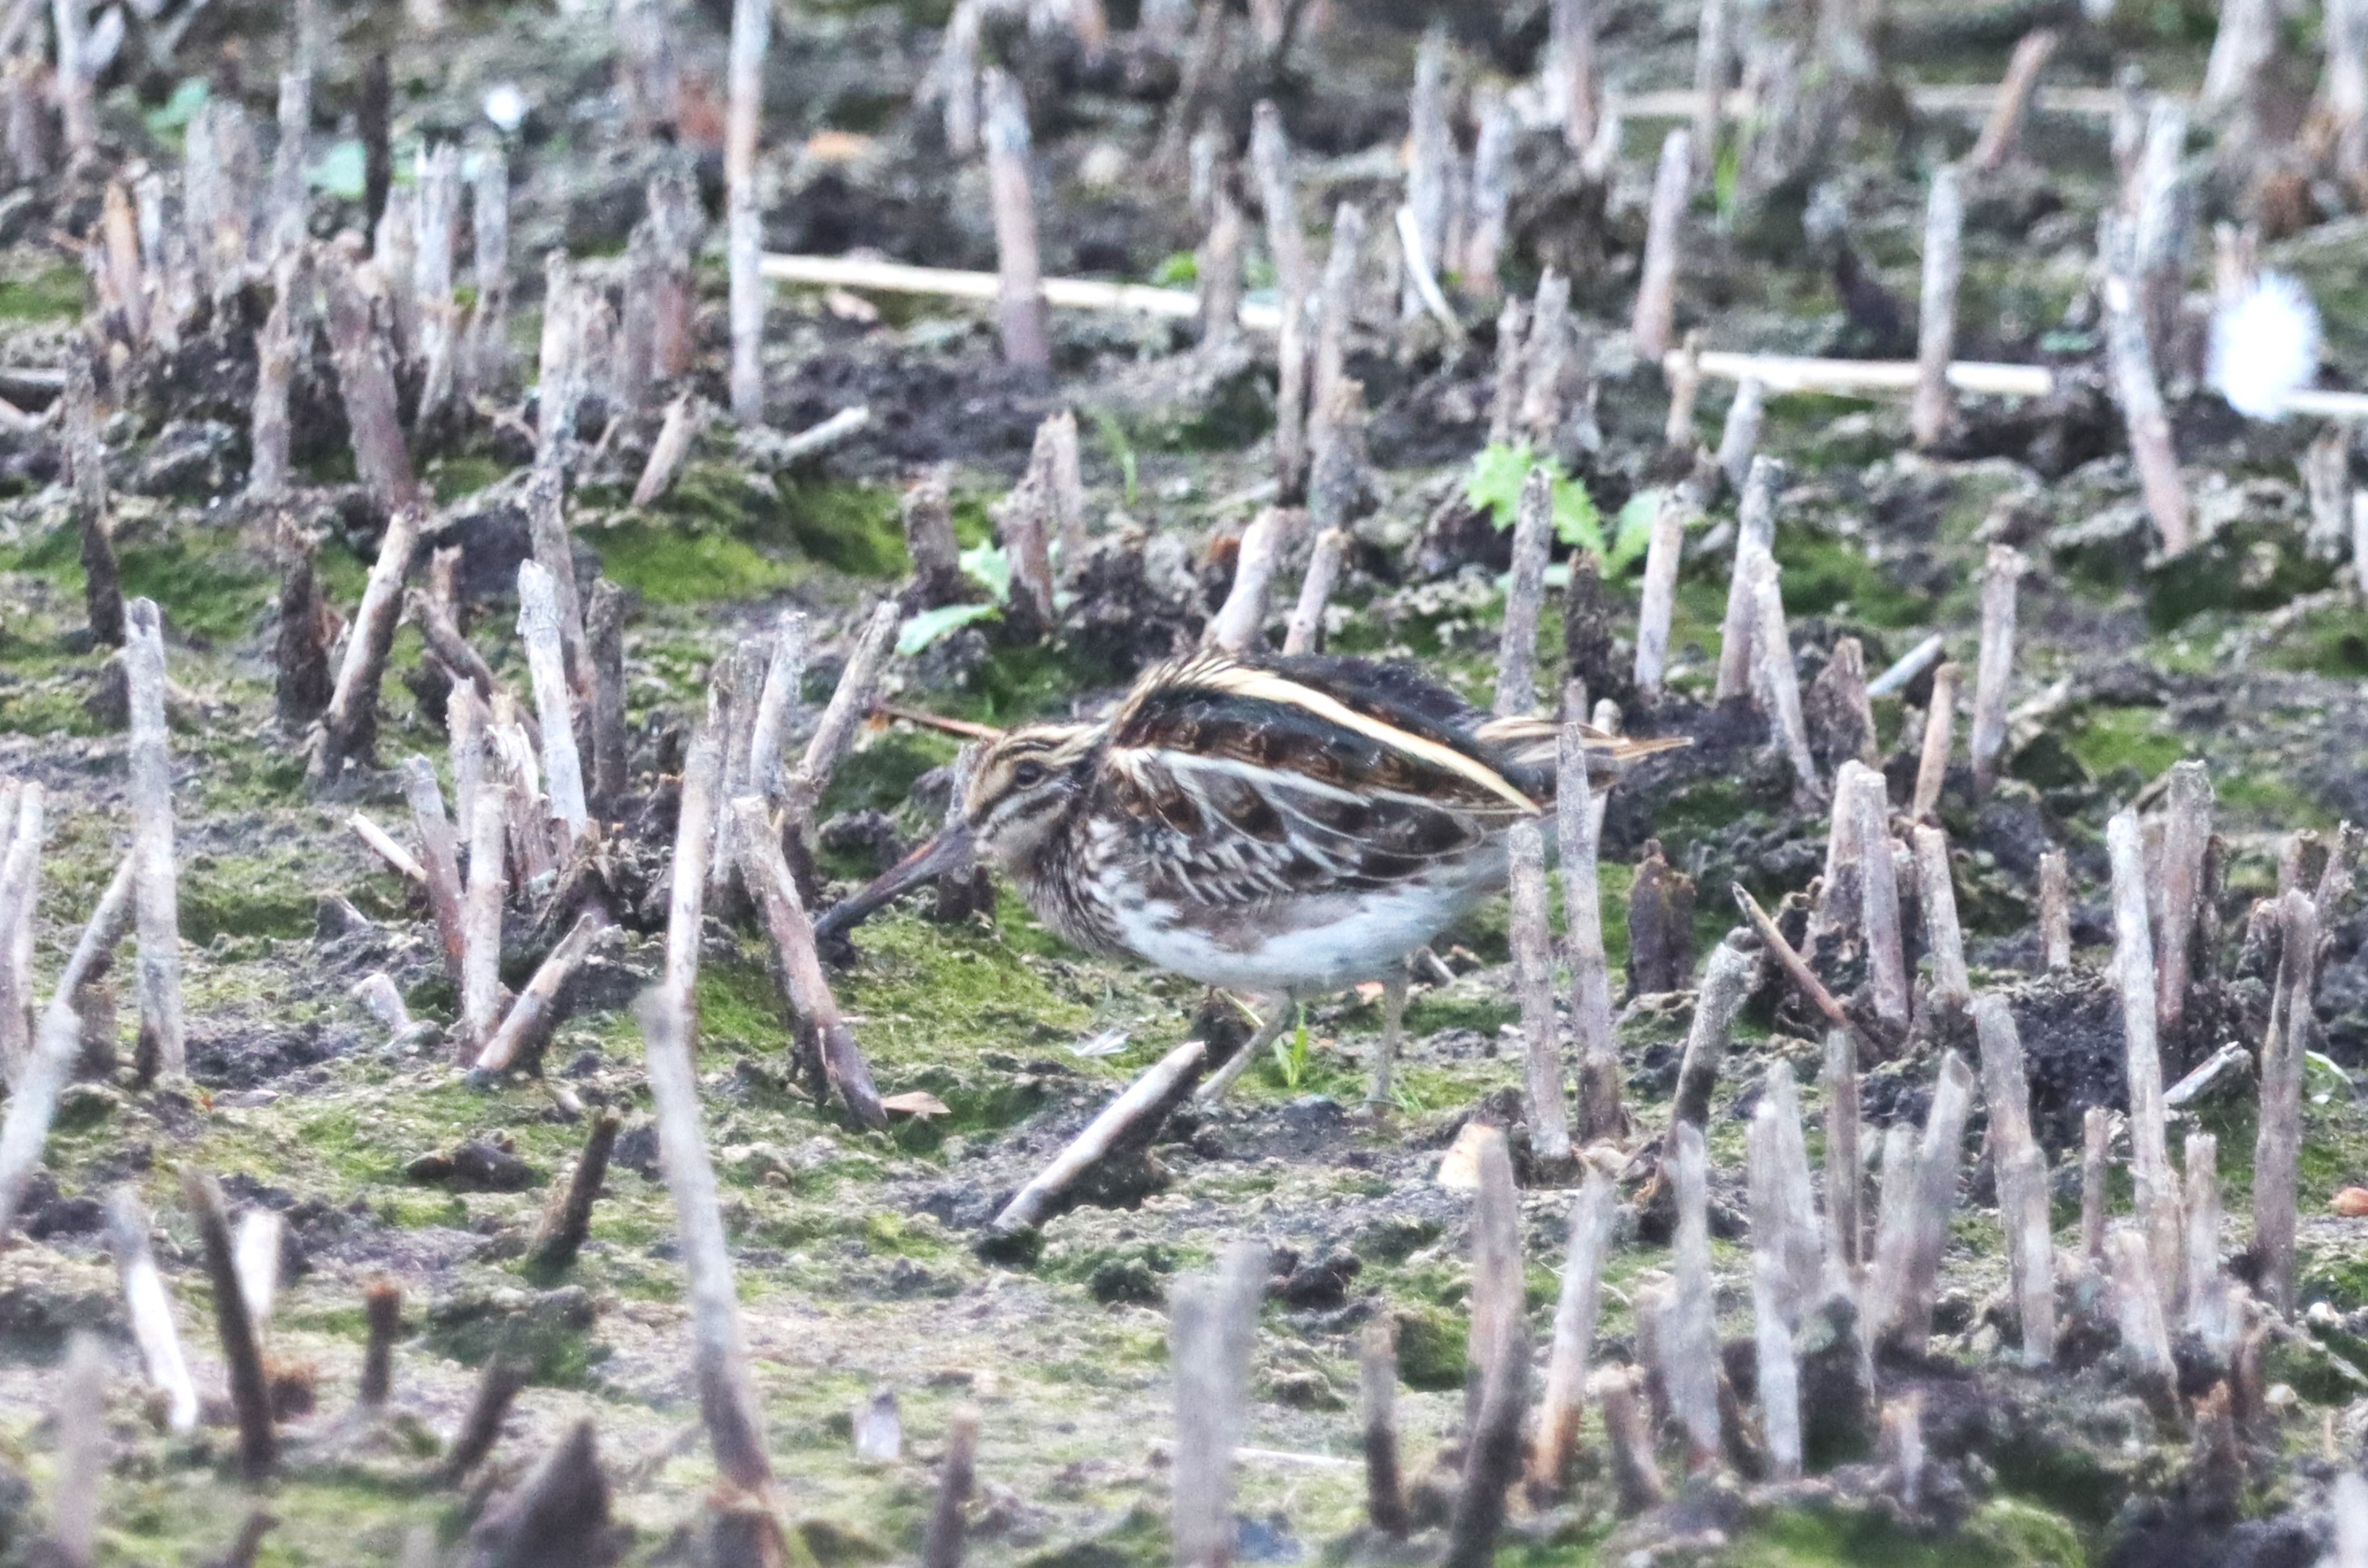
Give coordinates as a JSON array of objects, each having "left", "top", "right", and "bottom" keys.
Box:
[{"left": 1107, "top": 855, "right": 1506, "bottom": 998}]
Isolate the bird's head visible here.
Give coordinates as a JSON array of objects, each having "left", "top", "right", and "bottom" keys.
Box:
[
  {"left": 958, "top": 721, "right": 1096, "bottom": 868},
  {"left": 812, "top": 720, "right": 1094, "bottom": 943}
]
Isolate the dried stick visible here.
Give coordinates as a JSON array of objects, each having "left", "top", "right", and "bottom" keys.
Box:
[
  {"left": 726, "top": 0, "right": 771, "bottom": 424},
  {"left": 320, "top": 249, "right": 420, "bottom": 516},
  {"left": 236, "top": 1210, "right": 282, "bottom": 1330},
  {"left": 1207, "top": 507, "right": 1291, "bottom": 654},
  {"left": 1663, "top": 932, "right": 1759, "bottom": 1156},
  {"left": 400, "top": 757, "right": 468, "bottom": 981},
  {"left": 1870, "top": 1052, "right": 1976, "bottom": 1351},
  {"left": 1596, "top": 1367, "right": 1666, "bottom": 1514},
  {"left": 358, "top": 1288, "right": 400, "bottom": 1402},
  {"left": 1281, "top": 528, "right": 1348, "bottom": 656},
  {"left": 634, "top": 393, "right": 703, "bottom": 507},
  {"left": 1749, "top": 1063, "right": 1822, "bottom": 1318},
  {"left": 528, "top": 1110, "right": 621, "bottom": 1271},
  {"left": 1521, "top": 271, "right": 1572, "bottom": 445},
  {"left": 638, "top": 992, "right": 784, "bottom": 1524},
  {"left": 989, "top": 1039, "right": 1208, "bottom": 1237},
  {"left": 1845, "top": 761, "right": 1910, "bottom": 1031},
  {"left": 1752, "top": 554, "right": 1820, "bottom": 795},
  {"left": 1358, "top": 1319, "right": 1409, "bottom": 1535},
  {"left": 437, "top": 1357, "right": 529, "bottom": 1486},
  {"left": 2039, "top": 849, "right": 2072, "bottom": 968},
  {"left": 1663, "top": 333, "right": 1705, "bottom": 450},
  {"left": 1714, "top": 456, "right": 1783, "bottom": 701},
  {"left": 1661, "top": 1124, "right": 1722, "bottom": 1470},
  {"left": 1968, "top": 546, "right": 2023, "bottom": 797},
  {"left": 1559, "top": 715, "right": 1624, "bottom": 1143},
  {"left": 53, "top": 1329, "right": 104, "bottom": 1563},
  {"left": 1508, "top": 818, "right": 1571, "bottom": 1166},
  {"left": 2108, "top": 807, "right": 2184, "bottom": 1299},
  {"left": 1494, "top": 470, "right": 1558, "bottom": 718},
  {"left": 1972, "top": 994, "right": 2055, "bottom": 1365},
  {"left": 462, "top": 782, "right": 510, "bottom": 1052},
  {"left": 1487, "top": 300, "right": 1529, "bottom": 448},
  {"left": 1910, "top": 166, "right": 1963, "bottom": 450},
  {"left": 1399, "top": 26, "right": 1451, "bottom": 324},
  {"left": 1548, "top": 0, "right": 1601, "bottom": 153},
  {"left": 1824, "top": 1026, "right": 1863, "bottom": 1273},
  {"left": 1910, "top": 661, "right": 1959, "bottom": 820},
  {"left": 315, "top": 504, "right": 423, "bottom": 776},
  {"left": 65, "top": 345, "right": 122, "bottom": 648},
  {"left": 1170, "top": 1243, "right": 1267, "bottom": 1568},
  {"left": 1911, "top": 825, "right": 1969, "bottom": 1013},
  {"left": 1734, "top": 884, "right": 1856, "bottom": 1039},
  {"left": 517, "top": 562, "right": 592, "bottom": 848},
  {"left": 119, "top": 601, "right": 190, "bottom": 1085},
  {"left": 2253, "top": 890, "right": 2316, "bottom": 1314},
  {"left": 184, "top": 1169, "right": 276, "bottom": 1478},
  {"left": 2157, "top": 761, "right": 2214, "bottom": 1042},
  {"left": 1631, "top": 130, "right": 1691, "bottom": 360},
  {"left": 412, "top": 142, "right": 462, "bottom": 421},
  {"left": 1631, "top": 491, "right": 1690, "bottom": 700},
  {"left": 1970, "top": 30, "right": 2058, "bottom": 172},
  {"left": 784, "top": 602, "right": 899, "bottom": 824},
  {"left": 249, "top": 261, "right": 297, "bottom": 500},
  {"left": 468, "top": 141, "right": 513, "bottom": 395},
  {"left": 587, "top": 582, "right": 629, "bottom": 817},
  {"left": 523, "top": 466, "right": 592, "bottom": 704},
  {"left": 1688, "top": 0, "right": 1734, "bottom": 186},
  {"left": 352, "top": 816, "right": 425, "bottom": 882},
  {"left": 1464, "top": 93, "right": 1513, "bottom": 299},
  {"left": 107, "top": 1190, "right": 199, "bottom": 1432},
  {"left": 1198, "top": 182, "right": 1245, "bottom": 353},
  {"left": 2103, "top": 266, "right": 2191, "bottom": 556},
  {"left": 733, "top": 797, "right": 886, "bottom": 1129},
  {"left": 1529, "top": 1171, "right": 1615, "bottom": 1493},
  {"left": 984, "top": 70, "right": 1051, "bottom": 374},
  {"left": 2081, "top": 1106, "right": 2110, "bottom": 1265},
  {"left": 0, "top": 1003, "right": 80, "bottom": 1237},
  {"left": 923, "top": 1407, "right": 980, "bottom": 1568},
  {"left": 0, "top": 783, "right": 39, "bottom": 1084},
  {"left": 665, "top": 716, "right": 724, "bottom": 1012},
  {"left": 1868, "top": 633, "right": 1946, "bottom": 697},
  {"left": 466, "top": 1421, "right": 615, "bottom": 1566},
  {"left": 1716, "top": 378, "right": 1765, "bottom": 492},
  {"left": 1307, "top": 203, "right": 1367, "bottom": 461},
  {"left": 472, "top": 911, "right": 608, "bottom": 1077}
]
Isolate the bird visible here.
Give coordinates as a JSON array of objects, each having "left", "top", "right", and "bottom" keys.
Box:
[{"left": 818, "top": 650, "right": 1685, "bottom": 1109}]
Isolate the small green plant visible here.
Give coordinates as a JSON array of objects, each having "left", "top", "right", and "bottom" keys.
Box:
[
  {"left": 1270, "top": 1009, "right": 1311, "bottom": 1089},
  {"left": 1091, "top": 408, "right": 1139, "bottom": 509},
  {"left": 896, "top": 541, "right": 1015, "bottom": 654},
  {"left": 1465, "top": 444, "right": 1661, "bottom": 573}
]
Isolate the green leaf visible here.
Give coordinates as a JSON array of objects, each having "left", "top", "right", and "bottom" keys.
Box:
[
  {"left": 308, "top": 140, "right": 368, "bottom": 201},
  {"left": 958, "top": 541, "right": 1013, "bottom": 604},
  {"left": 1609, "top": 489, "right": 1663, "bottom": 573},
  {"left": 897, "top": 601, "right": 1001, "bottom": 655},
  {"left": 143, "top": 78, "right": 209, "bottom": 141},
  {"left": 1464, "top": 441, "right": 1536, "bottom": 530},
  {"left": 1551, "top": 480, "right": 1607, "bottom": 556},
  {"left": 1151, "top": 251, "right": 1199, "bottom": 288}
]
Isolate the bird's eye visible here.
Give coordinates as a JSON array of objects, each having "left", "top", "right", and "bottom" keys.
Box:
[{"left": 1011, "top": 760, "right": 1048, "bottom": 788}]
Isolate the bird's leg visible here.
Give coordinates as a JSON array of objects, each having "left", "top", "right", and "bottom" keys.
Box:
[
  {"left": 1366, "top": 966, "right": 1410, "bottom": 1113},
  {"left": 1194, "top": 999, "right": 1294, "bottom": 1105}
]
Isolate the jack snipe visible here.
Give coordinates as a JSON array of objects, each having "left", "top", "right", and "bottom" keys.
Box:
[{"left": 822, "top": 651, "right": 1682, "bottom": 1106}]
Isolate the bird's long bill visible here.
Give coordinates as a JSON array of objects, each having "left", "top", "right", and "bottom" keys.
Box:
[{"left": 812, "top": 824, "right": 977, "bottom": 942}]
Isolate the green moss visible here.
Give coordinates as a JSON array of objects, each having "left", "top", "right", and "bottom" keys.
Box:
[
  {"left": 820, "top": 728, "right": 960, "bottom": 822},
  {"left": 181, "top": 851, "right": 324, "bottom": 942},
  {"left": 2264, "top": 603, "right": 2368, "bottom": 677},
  {"left": 0, "top": 264, "right": 86, "bottom": 321},
  {"left": 1772, "top": 533, "right": 1931, "bottom": 629},
  {"left": 1391, "top": 1302, "right": 1466, "bottom": 1390},
  {"left": 771, "top": 479, "right": 909, "bottom": 579},
  {"left": 1723, "top": 1498, "right": 2085, "bottom": 1567},
  {"left": 120, "top": 537, "right": 274, "bottom": 646},
  {"left": 2061, "top": 705, "right": 2185, "bottom": 784},
  {"left": 593, "top": 521, "right": 801, "bottom": 604},
  {"left": 427, "top": 452, "right": 508, "bottom": 503}
]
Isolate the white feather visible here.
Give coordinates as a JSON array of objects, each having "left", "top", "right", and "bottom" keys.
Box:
[{"left": 2207, "top": 272, "right": 2320, "bottom": 420}]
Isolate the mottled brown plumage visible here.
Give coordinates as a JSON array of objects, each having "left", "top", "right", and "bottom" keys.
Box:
[{"left": 823, "top": 650, "right": 1682, "bottom": 1104}]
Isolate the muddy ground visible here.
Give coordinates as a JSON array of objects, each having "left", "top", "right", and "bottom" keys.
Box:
[{"left": 0, "top": 0, "right": 2366, "bottom": 1562}]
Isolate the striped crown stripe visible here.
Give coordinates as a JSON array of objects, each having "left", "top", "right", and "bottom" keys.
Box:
[{"left": 1175, "top": 659, "right": 1541, "bottom": 814}]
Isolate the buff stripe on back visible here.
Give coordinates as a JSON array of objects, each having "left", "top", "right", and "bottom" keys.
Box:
[{"left": 1164, "top": 657, "right": 1540, "bottom": 813}]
